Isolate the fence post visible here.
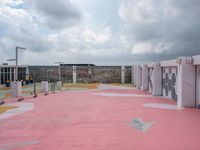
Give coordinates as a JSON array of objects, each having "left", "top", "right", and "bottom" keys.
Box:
[
  {"left": 121, "top": 66, "right": 125, "bottom": 84},
  {"left": 33, "top": 81, "right": 37, "bottom": 98},
  {"left": 73, "top": 66, "right": 77, "bottom": 84}
]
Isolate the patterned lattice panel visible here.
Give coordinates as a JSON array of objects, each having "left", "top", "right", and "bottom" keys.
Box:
[
  {"left": 162, "top": 67, "right": 178, "bottom": 101},
  {"left": 125, "top": 66, "right": 132, "bottom": 83},
  {"left": 148, "top": 68, "right": 153, "bottom": 93},
  {"left": 29, "top": 66, "right": 132, "bottom": 83}
]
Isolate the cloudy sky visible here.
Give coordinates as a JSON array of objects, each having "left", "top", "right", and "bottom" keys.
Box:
[{"left": 0, "top": 0, "right": 200, "bottom": 65}]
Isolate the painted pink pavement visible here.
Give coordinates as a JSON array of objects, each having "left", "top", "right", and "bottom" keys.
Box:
[{"left": 0, "top": 87, "right": 200, "bottom": 150}]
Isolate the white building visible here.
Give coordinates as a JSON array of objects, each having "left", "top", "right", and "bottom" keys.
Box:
[{"left": 0, "top": 64, "right": 29, "bottom": 85}]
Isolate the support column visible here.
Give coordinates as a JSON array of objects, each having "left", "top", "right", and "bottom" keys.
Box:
[
  {"left": 73, "top": 66, "right": 77, "bottom": 84},
  {"left": 131, "top": 66, "right": 134, "bottom": 84},
  {"left": 177, "top": 57, "right": 196, "bottom": 108},
  {"left": 136, "top": 65, "right": 142, "bottom": 89},
  {"left": 196, "top": 66, "right": 200, "bottom": 108},
  {"left": 152, "top": 63, "right": 162, "bottom": 96},
  {"left": 11, "top": 81, "right": 22, "bottom": 98},
  {"left": 121, "top": 66, "right": 125, "bottom": 84},
  {"left": 141, "top": 64, "right": 148, "bottom": 91},
  {"left": 133, "top": 66, "right": 137, "bottom": 86}
]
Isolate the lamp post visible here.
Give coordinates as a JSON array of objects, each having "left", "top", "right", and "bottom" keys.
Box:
[
  {"left": 7, "top": 47, "right": 26, "bottom": 81},
  {"left": 54, "top": 62, "right": 64, "bottom": 81},
  {"left": 16, "top": 47, "right": 26, "bottom": 81}
]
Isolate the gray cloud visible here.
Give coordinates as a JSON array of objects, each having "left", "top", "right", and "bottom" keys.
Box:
[
  {"left": 1, "top": 0, "right": 200, "bottom": 65},
  {"left": 30, "top": 0, "right": 81, "bottom": 29},
  {"left": 119, "top": 0, "right": 200, "bottom": 60}
]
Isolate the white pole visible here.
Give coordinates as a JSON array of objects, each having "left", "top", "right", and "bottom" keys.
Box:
[{"left": 15, "top": 47, "right": 18, "bottom": 81}]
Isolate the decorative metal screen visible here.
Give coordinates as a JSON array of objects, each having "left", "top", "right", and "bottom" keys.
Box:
[
  {"left": 61, "top": 66, "right": 73, "bottom": 83},
  {"left": 162, "top": 67, "right": 178, "bottom": 101},
  {"left": 125, "top": 66, "right": 132, "bottom": 83},
  {"left": 148, "top": 68, "right": 153, "bottom": 93},
  {"left": 29, "top": 66, "right": 132, "bottom": 83},
  {"left": 29, "top": 66, "right": 59, "bottom": 82},
  {"left": 75, "top": 66, "right": 121, "bottom": 83}
]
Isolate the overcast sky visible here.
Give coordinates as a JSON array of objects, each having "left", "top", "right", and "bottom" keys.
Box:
[{"left": 0, "top": 0, "right": 200, "bottom": 65}]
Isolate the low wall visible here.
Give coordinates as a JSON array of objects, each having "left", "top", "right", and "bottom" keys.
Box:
[{"left": 133, "top": 55, "right": 200, "bottom": 108}]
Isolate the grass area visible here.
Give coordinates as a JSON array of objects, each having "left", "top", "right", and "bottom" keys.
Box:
[
  {"left": 0, "top": 87, "right": 11, "bottom": 90},
  {"left": 62, "top": 83, "right": 100, "bottom": 90},
  {"left": 0, "top": 105, "right": 18, "bottom": 114},
  {"left": 110, "top": 83, "right": 135, "bottom": 87}
]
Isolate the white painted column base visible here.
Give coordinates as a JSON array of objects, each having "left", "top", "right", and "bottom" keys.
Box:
[
  {"left": 41, "top": 81, "right": 48, "bottom": 93},
  {"left": 11, "top": 81, "right": 22, "bottom": 98},
  {"left": 56, "top": 81, "right": 62, "bottom": 90}
]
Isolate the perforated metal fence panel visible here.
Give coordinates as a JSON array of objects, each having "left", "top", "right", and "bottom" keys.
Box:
[
  {"left": 29, "top": 65, "right": 132, "bottom": 83},
  {"left": 162, "top": 67, "right": 178, "bottom": 101},
  {"left": 148, "top": 67, "right": 153, "bottom": 93}
]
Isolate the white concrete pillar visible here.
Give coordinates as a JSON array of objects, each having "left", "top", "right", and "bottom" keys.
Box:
[
  {"left": 152, "top": 63, "right": 162, "bottom": 96},
  {"left": 133, "top": 66, "right": 137, "bottom": 86},
  {"left": 141, "top": 64, "right": 148, "bottom": 91},
  {"left": 56, "top": 81, "right": 62, "bottom": 90},
  {"left": 11, "top": 81, "right": 22, "bottom": 98},
  {"left": 196, "top": 66, "right": 200, "bottom": 108},
  {"left": 177, "top": 57, "right": 196, "bottom": 108},
  {"left": 121, "top": 66, "right": 125, "bottom": 84},
  {"left": 73, "top": 66, "right": 77, "bottom": 84},
  {"left": 41, "top": 81, "right": 48, "bottom": 93},
  {"left": 136, "top": 65, "right": 142, "bottom": 89},
  {"left": 131, "top": 66, "right": 134, "bottom": 84}
]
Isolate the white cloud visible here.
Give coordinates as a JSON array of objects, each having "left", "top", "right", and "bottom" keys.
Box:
[
  {"left": 119, "top": 0, "right": 162, "bottom": 23},
  {"left": 83, "top": 27, "right": 111, "bottom": 44},
  {"left": 1, "top": 0, "right": 200, "bottom": 65},
  {"left": 118, "top": 0, "right": 200, "bottom": 57}
]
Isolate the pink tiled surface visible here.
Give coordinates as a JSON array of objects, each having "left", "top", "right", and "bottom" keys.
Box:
[{"left": 0, "top": 89, "right": 200, "bottom": 150}]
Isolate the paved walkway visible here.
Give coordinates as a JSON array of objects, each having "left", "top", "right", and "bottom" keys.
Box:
[{"left": 0, "top": 85, "right": 200, "bottom": 150}]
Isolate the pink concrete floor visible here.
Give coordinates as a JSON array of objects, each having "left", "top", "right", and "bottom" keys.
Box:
[{"left": 0, "top": 88, "right": 200, "bottom": 150}]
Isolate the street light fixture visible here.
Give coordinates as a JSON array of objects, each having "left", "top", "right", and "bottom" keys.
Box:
[
  {"left": 54, "top": 62, "right": 64, "bottom": 81},
  {"left": 7, "top": 46, "right": 26, "bottom": 81}
]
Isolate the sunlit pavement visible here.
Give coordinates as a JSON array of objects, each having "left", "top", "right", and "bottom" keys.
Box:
[{"left": 0, "top": 85, "right": 200, "bottom": 150}]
